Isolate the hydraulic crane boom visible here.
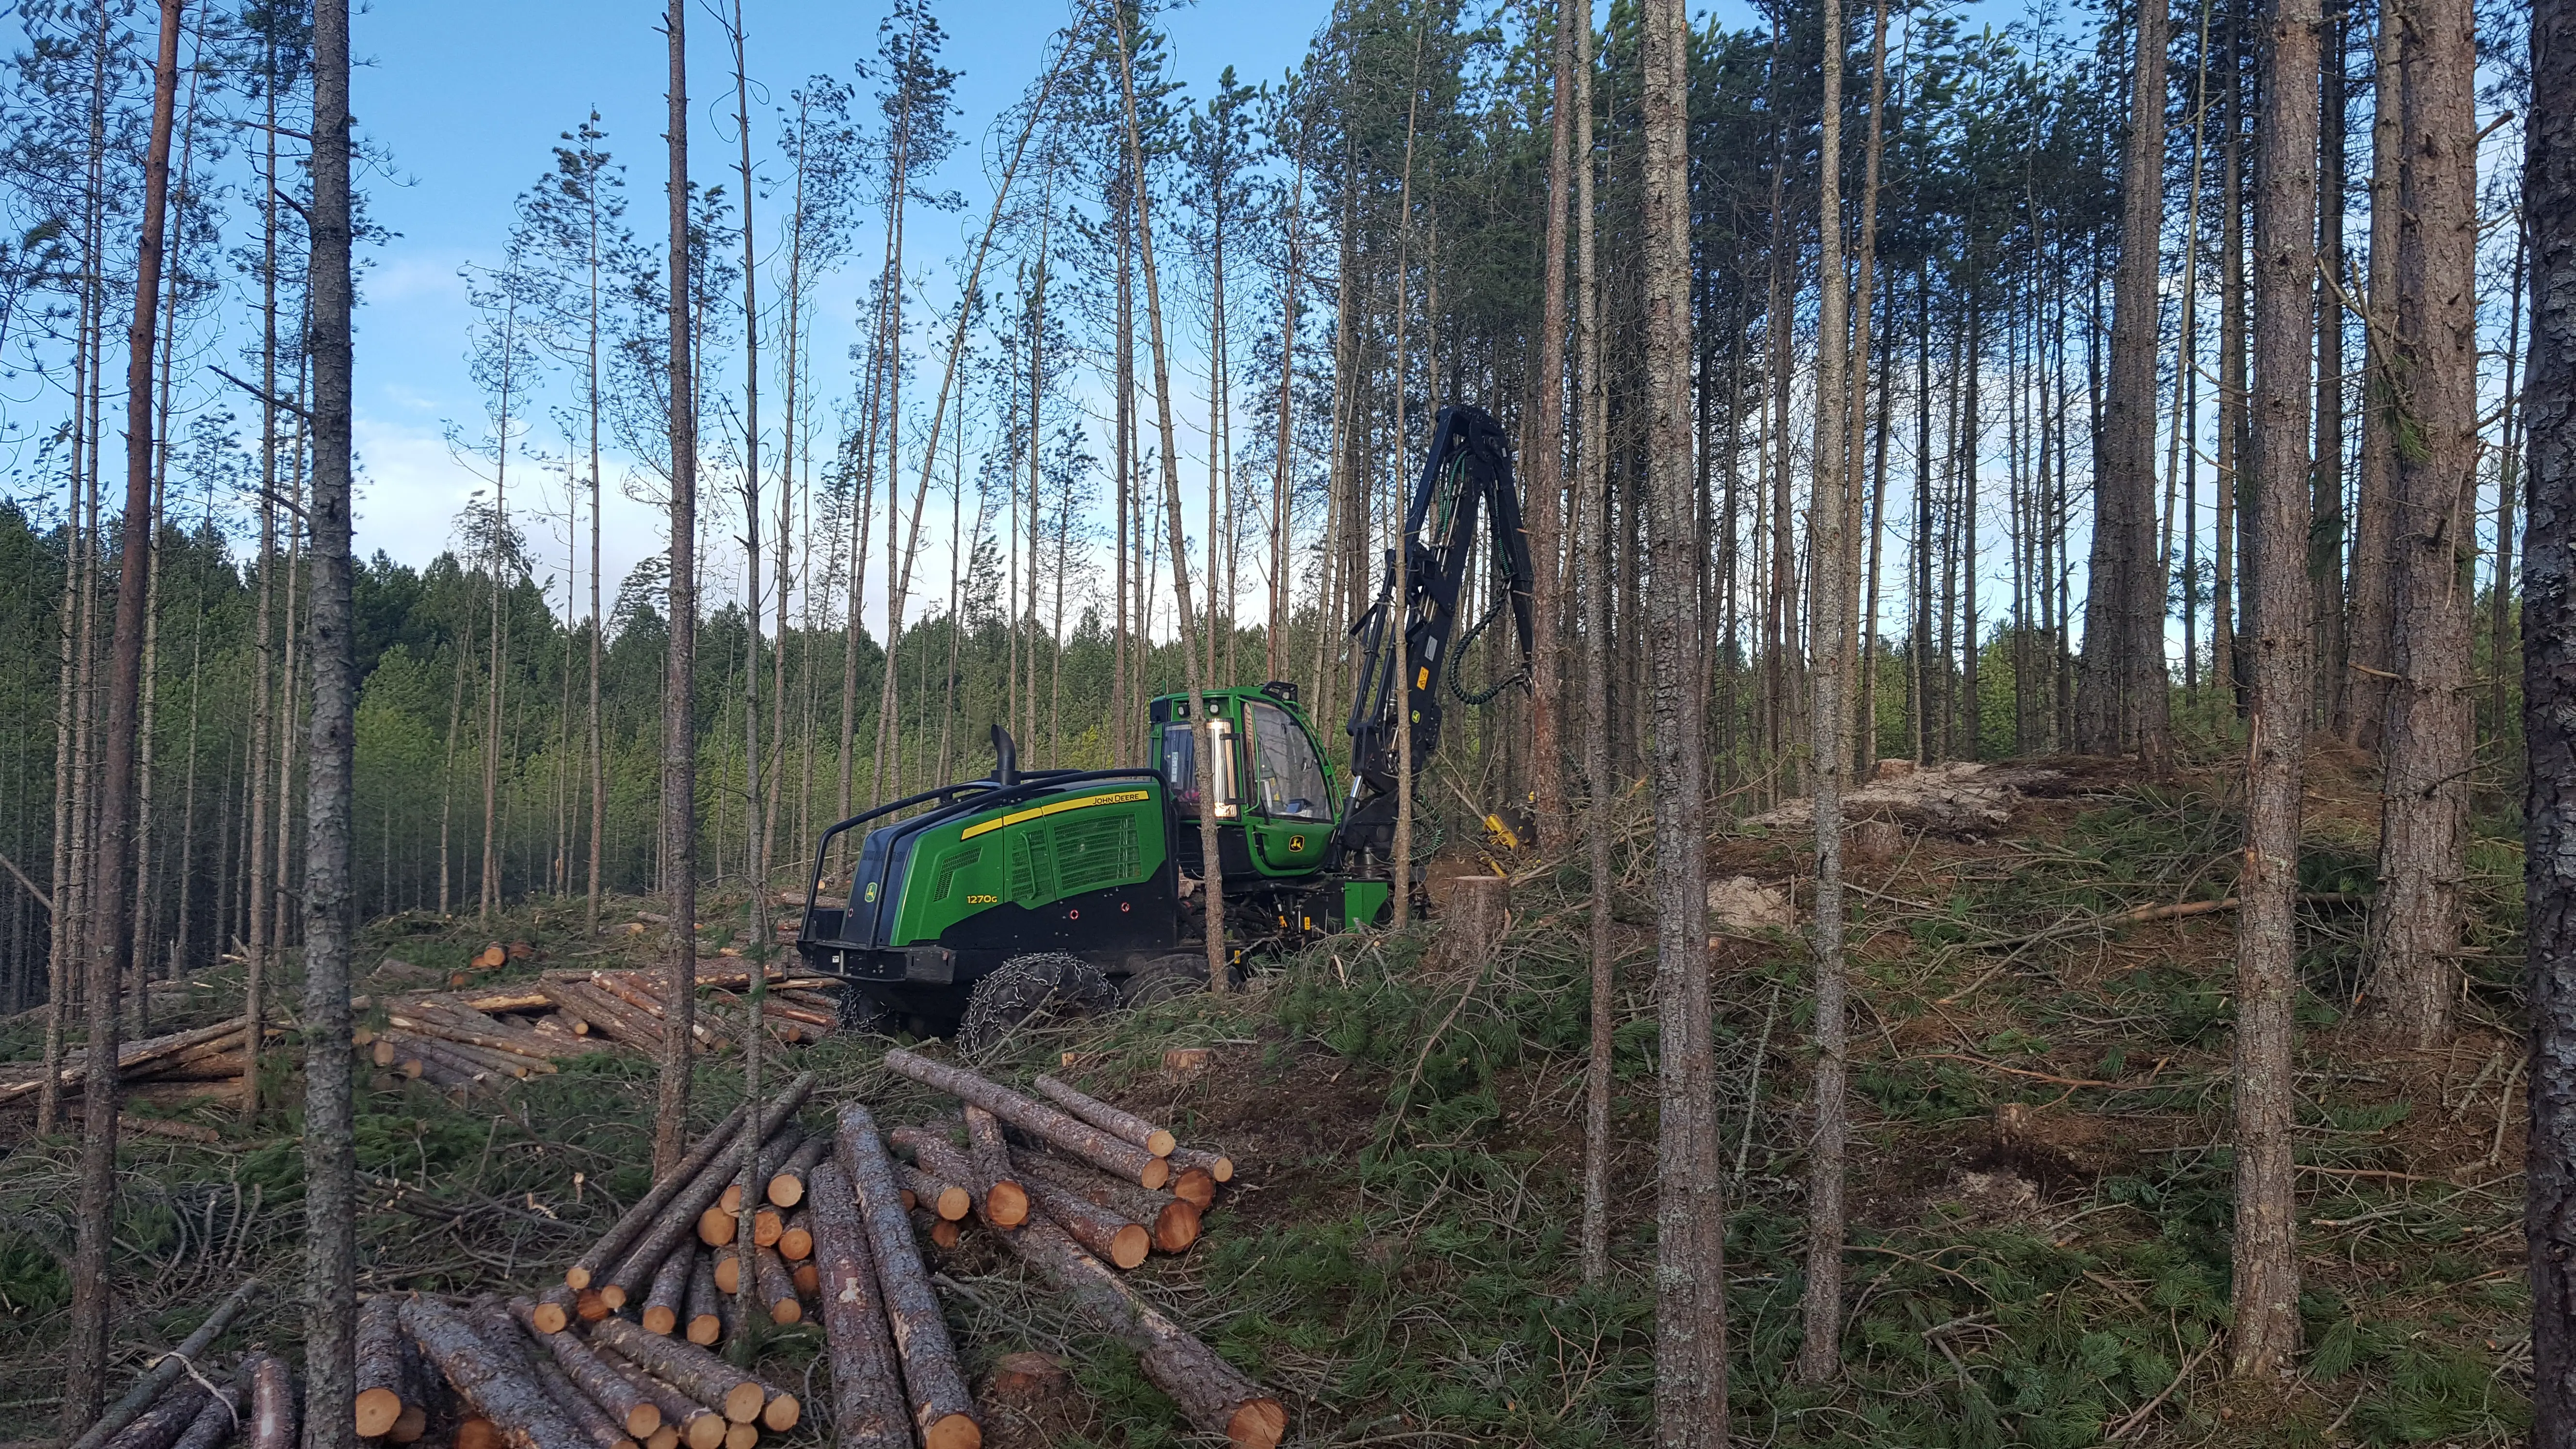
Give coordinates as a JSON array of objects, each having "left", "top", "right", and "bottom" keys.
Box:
[{"left": 1327, "top": 403, "right": 1535, "bottom": 871}]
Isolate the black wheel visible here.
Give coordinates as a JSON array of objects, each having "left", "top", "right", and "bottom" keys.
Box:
[
  {"left": 835, "top": 986, "right": 896, "bottom": 1037},
  {"left": 960, "top": 952, "right": 1120, "bottom": 1055},
  {"left": 1119, "top": 952, "right": 1211, "bottom": 1005}
]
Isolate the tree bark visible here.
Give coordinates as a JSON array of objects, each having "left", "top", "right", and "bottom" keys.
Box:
[
  {"left": 979, "top": 1202, "right": 1284, "bottom": 1449},
  {"left": 882, "top": 1047, "right": 1170, "bottom": 1186},
  {"left": 245, "top": 1356, "right": 297, "bottom": 1449},
  {"left": 2232, "top": 0, "right": 2320, "bottom": 1376},
  {"left": 804, "top": 1158, "right": 916, "bottom": 1449},
  {"left": 508, "top": 1299, "right": 664, "bottom": 1438},
  {"left": 2366, "top": 0, "right": 2479, "bottom": 1045},
  {"left": 587, "top": 1320, "right": 764, "bottom": 1424},
  {"left": 1573, "top": 0, "right": 1616, "bottom": 1291},
  {"left": 2076, "top": 0, "right": 2174, "bottom": 757},
  {"left": 403, "top": 1300, "right": 587, "bottom": 1449},
  {"left": 653, "top": 0, "right": 701, "bottom": 1181},
  {"left": 1525, "top": 0, "right": 1577, "bottom": 851},
  {"left": 1797, "top": 0, "right": 1855, "bottom": 1384},
  {"left": 962, "top": 1106, "right": 1031, "bottom": 1226},
  {"left": 1641, "top": 0, "right": 1726, "bottom": 1437},
  {"left": 1031, "top": 1075, "right": 1176, "bottom": 1156},
  {"left": 1009, "top": 1147, "right": 1199, "bottom": 1252},
  {"left": 65, "top": 1, "right": 183, "bottom": 1430},
  {"left": 357, "top": 1295, "right": 410, "bottom": 1436},
  {"left": 2523, "top": 0, "right": 2575, "bottom": 1429},
  {"left": 2346, "top": 0, "right": 2406, "bottom": 747},
  {"left": 832, "top": 1103, "right": 981, "bottom": 1449},
  {"left": 566, "top": 1101, "right": 753, "bottom": 1291}
]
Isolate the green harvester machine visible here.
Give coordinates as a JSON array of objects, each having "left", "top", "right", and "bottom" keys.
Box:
[{"left": 794, "top": 404, "right": 1534, "bottom": 1040}]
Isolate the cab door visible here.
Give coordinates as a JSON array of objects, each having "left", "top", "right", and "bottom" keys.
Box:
[{"left": 1242, "top": 699, "right": 1333, "bottom": 875}]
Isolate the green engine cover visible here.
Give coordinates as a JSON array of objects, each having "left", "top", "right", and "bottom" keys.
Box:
[{"left": 889, "top": 783, "right": 1166, "bottom": 945}]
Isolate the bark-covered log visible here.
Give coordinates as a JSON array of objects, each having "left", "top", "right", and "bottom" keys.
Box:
[
  {"left": 962, "top": 1107, "right": 1030, "bottom": 1227},
  {"left": 602, "top": 1084, "right": 816, "bottom": 1303},
  {"left": 395, "top": 1033, "right": 501, "bottom": 1088},
  {"left": 97, "top": 1384, "right": 207, "bottom": 1449},
  {"left": 564, "top": 1097, "right": 756, "bottom": 1292},
  {"left": 1031, "top": 1075, "right": 1176, "bottom": 1156},
  {"left": 471, "top": 1301, "right": 634, "bottom": 1449},
  {"left": 385, "top": 1015, "right": 560, "bottom": 1070},
  {"left": 587, "top": 1352, "right": 721, "bottom": 1449},
  {"left": 776, "top": 1208, "right": 812, "bottom": 1262},
  {"left": 642, "top": 1241, "right": 694, "bottom": 1335},
  {"left": 399, "top": 1297, "right": 585, "bottom": 1449},
  {"left": 682, "top": 1254, "right": 723, "bottom": 1347},
  {"left": 356, "top": 1293, "right": 410, "bottom": 1435},
  {"left": 884, "top": 1048, "right": 1168, "bottom": 1188},
  {"left": 1020, "top": 1176, "right": 1150, "bottom": 1269},
  {"left": 541, "top": 982, "right": 660, "bottom": 1047},
  {"left": 531, "top": 1284, "right": 578, "bottom": 1335},
  {"left": 762, "top": 1135, "right": 831, "bottom": 1208},
  {"left": 245, "top": 1354, "right": 298, "bottom": 1449},
  {"left": 983, "top": 1210, "right": 1284, "bottom": 1448},
  {"left": 586, "top": 1319, "right": 764, "bottom": 1424},
  {"left": 1012, "top": 1149, "right": 1199, "bottom": 1253},
  {"left": 898, "top": 1160, "right": 970, "bottom": 1222},
  {"left": 753, "top": 1242, "right": 801, "bottom": 1324},
  {"left": 525, "top": 1338, "right": 637, "bottom": 1449},
  {"left": 834, "top": 1103, "right": 982, "bottom": 1449},
  {"left": 166, "top": 1383, "right": 242, "bottom": 1449},
  {"left": 64, "top": 1277, "right": 262, "bottom": 1449},
  {"left": 506, "top": 1299, "right": 662, "bottom": 1439},
  {"left": 890, "top": 1127, "right": 1018, "bottom": 1229}
]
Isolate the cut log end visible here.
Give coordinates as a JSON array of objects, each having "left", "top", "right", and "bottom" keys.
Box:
[
  {"left": 697, "top": 1207, "right": 735, "bottom": 1246},
  {"left": 790, "top": 1261, "right": 818, "bottom": 1297},
  {"left": 599, "top": 1284, "right": 629, "bottom": 1311},
  {"left": 752, "top": 1208, "right": 784, "bottom": 1247},
  {"left": 765, "top": 1174, "right": 804, "bottom": 1208},
  {"left": 935, "top": 1185, "right": 970, "bottom": 1222},
  {"left": 924, "top": 1411, "right": 983, "bottom": 1449},
  {"left": 1144, "top": 1127, "right": 1177, "bottom": 1157},
  {"left": 577, "top": 1290, "right": 612, "bottom": 1322},
  {"left": 1155, "top": 1201, "right": 1202, "bottom": 1253},
  {"left": 1109, "top": 1224, "right": 1151, "bottom": 1270},
  {"left": 1206, "top": 1156, "right": 1235, "bottom": 1183},
  {"left": 622, "top": 1403, "right": 661, "bottom": 1439},
  {"left": 685, "top": 1313, "right": 721, "bottom": 1347},
  {"left": 987, "top": 1181, "right": 1030, "bottom": 1228},
  {"left": 778, "top": 1225, "right": 812, "bottom": 1261},
  {"left": 722, "top": 1423, "right": 757, "bottom": 1449},
  {"left": 767, "top": 1295, "right": 803, "bottom": 1325},
  {"left": 1228, "top": 1398, "right": 1288, "bottom": 1449},
  {"left": 566, "top": 1265, "right": 594, "bottom": 1291},
  {"left": 645, "top": 1428, "right": 678, "bottom": 1449},
  {"left": 722, "top": 1383, "right": 766, "bottom": 1425},
  {"left": 388, "top": 1403, "right": 428, "bottom": 1444},
  {"left": 354, "top": 1386, "right": 404, "bottom": 1439},
  {"left": 759, "top": 1393, "right": 801, "bottom": 1433},
  {"left": 683, "top": 1413, "right": 726, "bottom": 1449},
  {"left": 1140, "top": 1159, "right": 1170, "bottom": 1191},
  {"left": 1173, "top": 1167, "right": 1216, "bottom": 1209},
  {"left": 641, "top": 1304, "right": 676, "bottom": 1336},
  {"left": 931, "top": 1218, "right": 962, "bottom": 1250},
  {"left": 531, "top": 1301, "right": 570, "bottom": 1335},
  {"left": 457, "top": 1420, "right": 501, "bottom": 1449}
]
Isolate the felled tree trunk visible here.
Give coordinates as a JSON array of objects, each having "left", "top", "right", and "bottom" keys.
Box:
[
  {"left": 587, "top": 1319, "right": 768, "bottom": 1424},
  {"left": 884, "top": 1048, "right": 1167, "bottom": 1187},
  {"left": 564, "top": 1101, "right": 752, "bottom": 1292},
  {"left": 356, "top": 1294, "right": 410, "bottom": 1436},
  {"left": 246, "top": 1355, "right": 298, "bottom": 1449},
  {"left": 1020, "top": 1175, "right": 1150, "bottom": 1269},
  {"left": 589, "top": 1350, "right": 722, "bottom": 1449},
  {"left": 985, "top": 1206, "right": 1283, "bottom": 1448},
  {"left": 1012, "top": 1148, "right": 1198, "bottom": 1252},
  {"left": 834, "top": 1103, "right": 982, "bottom": 1449},
  {"left": 97, "top": 1385, "right": 206, "bottom": 1449},
  {"left": 506, "top": 1299, "right": 663, "bottom": 1439},
  {"left": 1030, "top": 1075, "right": 1175, "bottom": 1155},
  {"left": 398, "top": 1299, "right": 583, "bottom": 1449}
]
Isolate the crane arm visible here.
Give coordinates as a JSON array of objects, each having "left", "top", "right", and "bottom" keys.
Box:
[{"left": 1326, "top": 403, "right": 1535, "bottom": 869}]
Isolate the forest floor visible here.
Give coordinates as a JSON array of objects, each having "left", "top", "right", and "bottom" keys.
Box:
[{"left": 0, "top": 744, "right": 2535, "bottom": 1448}]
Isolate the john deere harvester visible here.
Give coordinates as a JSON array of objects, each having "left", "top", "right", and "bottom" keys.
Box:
[{"left": 794, "top": 403, "right": 1533, "bottom": 1040}]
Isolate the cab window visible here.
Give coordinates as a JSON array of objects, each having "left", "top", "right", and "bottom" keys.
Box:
[{"left": 1246, "top": 701, "right": 1330, "bottom": 821}]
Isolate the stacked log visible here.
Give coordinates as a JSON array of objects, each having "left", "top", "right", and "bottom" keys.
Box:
[
  {"left": 355, "top": 1294, "right": 412, "bottom": 1436},
  {"left": 801, "top": 1160, "right": 908, "bottom": 1449},
  {"left": 882, "top": 1048, "right": 1170, "bottom": 1189},
  {"left": 400, "top": 1297, "right": 587, "bottom": 1449},
  {"left": 1, "top": 1018, "right": 265, "bottom": 1105},
  {"left": 63, "top": 1279, "right": 262, "bottom": 1449},
  {"left": 834, "top": 1103, "right": 982, "bottom": 1449},
  {"left": 1011, "top": 1148, "right": 1200, "bottom": 1254}
]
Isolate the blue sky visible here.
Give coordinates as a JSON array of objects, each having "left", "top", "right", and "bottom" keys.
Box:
[{"left": 349, "top": 0, "right": 1342, "bottom": 607}]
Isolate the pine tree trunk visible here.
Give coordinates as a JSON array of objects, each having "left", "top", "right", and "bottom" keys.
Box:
[
  {"left": 2345, "top": 0, "right": 2405, "bottom": 747},
  {"left": 64, "top": 1, "right": 182, "bottom": 1428},
  {"left": 2519, "top": 1, "right": 2575, "bottom": 1430},
  {"left": 1799, "top": 0, "right": 1854, "bottom": 1383},
  {"left": 2366, "top": 0, "right": 2479, "bottom": 1046},
  {"left": 2231, "top": 0, "right": 2319, "bottom": 1375},
  {"left": 2312, "top": 10, "right": 2351, "bottom": 727},
  {"left": 1573, "top": 1, "right": 1616, "bottom": 1289},
  {"left": 1527, "top": 0, "right": 1577, "bottom": 852},
  {"left": 2076, "top": 0, "right": 2174, "bottom": 756},
  {"left": 1642, "top": 0, "right": 1726, "bottom": 1436},
  {"left": 301, "top": 2, "right": 359, "bottom": 1433},
  {"left": 654, "top": 0, "right": 702, "bottom": 1180}
]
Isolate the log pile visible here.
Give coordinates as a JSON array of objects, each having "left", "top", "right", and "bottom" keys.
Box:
[
  {"left": 0, "top": 1016, "right": 276, "bottom": 1106},
  {"left": 62, "top": 1058, "right": 1269, "bottom": 1449}
]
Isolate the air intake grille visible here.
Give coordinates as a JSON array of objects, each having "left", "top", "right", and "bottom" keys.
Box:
[
  {"left": 1053, "top": 814, "right": 1139, "bottom": 894},
  {"left": 928, "top": 844, "right": 984, "bottom": 902}
]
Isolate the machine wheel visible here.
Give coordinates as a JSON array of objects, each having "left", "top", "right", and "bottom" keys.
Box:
[
  {"left": 1119, "top": 952, "right": 1209, "bottom": 1005},
  {"left": 835, "top": 986, "right": 897, "bottom": 1037},
  {"left": 960, "top": 952, "right": 1120, "bottom": 1056}
]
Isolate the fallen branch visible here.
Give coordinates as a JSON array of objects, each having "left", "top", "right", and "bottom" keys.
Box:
[{"left": 65, "top": 1278, "right": 261, "bottom": 1449}]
